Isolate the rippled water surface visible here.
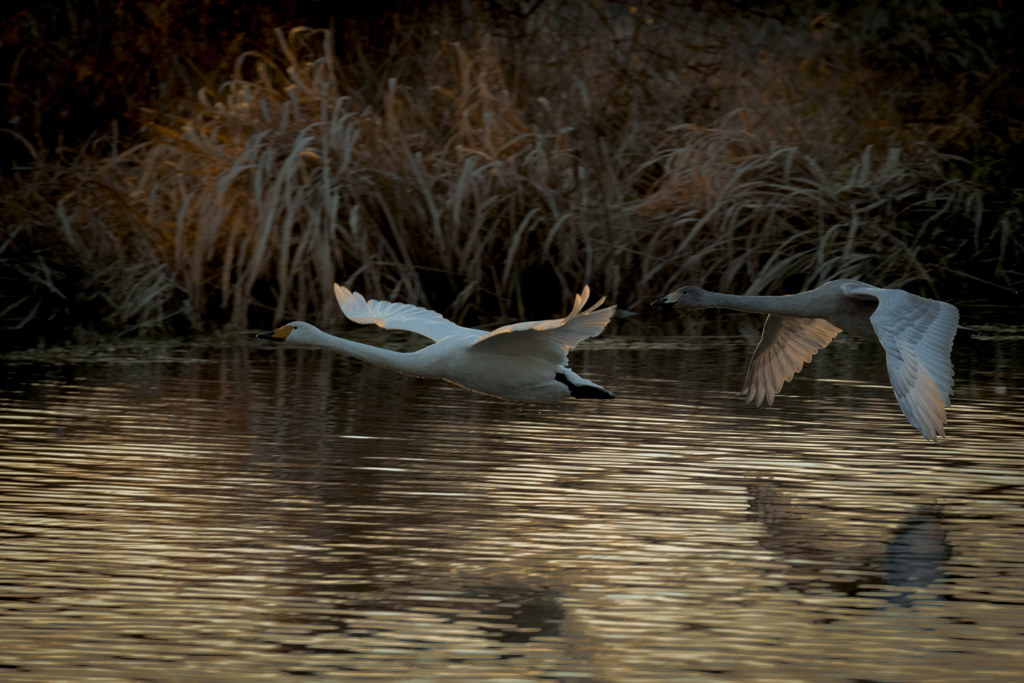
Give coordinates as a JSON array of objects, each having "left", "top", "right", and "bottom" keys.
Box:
[{"left": 2, "top": 330, "right": 1023, "bottom": 682}]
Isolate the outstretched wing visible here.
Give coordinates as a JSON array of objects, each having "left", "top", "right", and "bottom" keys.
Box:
[
  {"left": 470, "top": 286, "right": 615, "bottom": 365},
  {"left": 334, "top": 284, "right": 477, "bottom": 342},
  {"left": 743, "top": 316, "right": 842, "bottom": 406},
  {"left": 842, "top": 283, "right": 958, "bottom": 441}
]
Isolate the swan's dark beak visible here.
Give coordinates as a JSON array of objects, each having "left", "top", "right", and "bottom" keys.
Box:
[
  {"left": 652, "top": 288, "right": 683, "bottom": 307},
  {"left": 256, "top": 331, "right": 280, "bottom": 341}
]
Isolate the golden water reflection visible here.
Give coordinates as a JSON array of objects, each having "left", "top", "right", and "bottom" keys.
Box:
[{"left": 1, "top": 336, "right": 1022, "bottom": 682}]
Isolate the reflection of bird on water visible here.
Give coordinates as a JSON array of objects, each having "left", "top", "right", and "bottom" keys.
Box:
[
  {"left": 258, "top": 284, "right": 615, "bottom": 402},
  {"left": 880, "top": 504, "right": 951, "bottom": 607},
  {"left": 458, "top": 585, "right": 566, "bottom": 644},
  {"left": 747, "top": 482, "right": 878, "bottom": 582},
  {"left": 654, "top": 280, "right": 960, "bottom": 440},
  {"left": 748, "top": 482, "right": 951, "bottom": 606}
]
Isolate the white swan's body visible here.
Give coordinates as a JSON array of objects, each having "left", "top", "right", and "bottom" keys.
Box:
[
  {"left": 654, "top": 279, "right": 960, "bottom": 441},
  {"left": 257, "top": 284, "right": 615, "bottom": 402}
]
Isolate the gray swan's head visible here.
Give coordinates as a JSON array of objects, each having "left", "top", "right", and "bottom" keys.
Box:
[{"left": 652, "top": 286, "right": 712, "bottom": 310}]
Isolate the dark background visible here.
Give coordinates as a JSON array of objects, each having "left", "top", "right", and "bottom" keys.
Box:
[{"left": 1, "top": 0, "right": 1021, "bottom": 347}]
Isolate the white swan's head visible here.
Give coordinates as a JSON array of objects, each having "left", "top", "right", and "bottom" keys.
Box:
[
  {"left": 256, "top": 321, "right": 323, "bottom": 345},
  {"left": 653, "top": 286, "right": 711, "bottom": 309}
]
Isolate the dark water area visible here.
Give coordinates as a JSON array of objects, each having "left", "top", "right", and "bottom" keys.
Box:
[{"left": 1, "top": 326, "right": 1022, "bottom": 682}]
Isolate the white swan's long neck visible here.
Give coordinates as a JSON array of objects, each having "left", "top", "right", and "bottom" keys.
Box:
[
  {"left": 701, "top": 290, "right": 823, "bottom": 318},
  {"left": 305, "top": 328, "right": 437, "bottom": 377}
]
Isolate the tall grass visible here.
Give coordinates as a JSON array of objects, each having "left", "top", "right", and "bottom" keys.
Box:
[
  {"left": 1, "top": 1, "right": 1020, "bottom": 341},
  {"left": 131, "top": 27, "right": 629, "bottom": 328},
  {"left": 636, "top": 124, "right": 989, "bottom": 296}
]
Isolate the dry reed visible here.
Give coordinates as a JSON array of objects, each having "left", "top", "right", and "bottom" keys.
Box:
[
  {"left": 1, "top": 1, "right": 1019, "bottom": 340},
  {"left": 635, "top": 123, "right": 989, "bottom": 298}
]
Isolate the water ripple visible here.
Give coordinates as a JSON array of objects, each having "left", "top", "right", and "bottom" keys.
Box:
[{"left": 1, "top": 339, "right": 1022, "bottom": 681}]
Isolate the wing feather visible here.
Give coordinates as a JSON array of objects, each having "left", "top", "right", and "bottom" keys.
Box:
[
  {"left": 841, "top": 283, "right": 958, "bottom": 441},
  {"left": 742, "top": 315, "right": 842, "bottom": 406},
  {"left": 334, "top": 284, "right": 478, "bottom": 342},
  {"left": 470, "top": 286, "right": 615, "bottom": 364}
]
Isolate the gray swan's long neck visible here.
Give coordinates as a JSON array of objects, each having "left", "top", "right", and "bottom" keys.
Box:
[
  {"left": 307, "top": 328, "right": 437, "bottom": 377},
  {"left": 700, "top": 290, "right": 823, "bottom": 318}
]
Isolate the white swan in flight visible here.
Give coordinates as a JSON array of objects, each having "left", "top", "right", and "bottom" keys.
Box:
[
  {"left": 654, "top": 279, "right": 960, "bottom": 441},
  {"left": 258, "top": 284, "right": 615, "bottom": 402}
]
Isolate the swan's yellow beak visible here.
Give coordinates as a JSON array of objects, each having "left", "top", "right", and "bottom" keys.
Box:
[{"left": 256, "top": 325, "right": 294, "bottom": 341}]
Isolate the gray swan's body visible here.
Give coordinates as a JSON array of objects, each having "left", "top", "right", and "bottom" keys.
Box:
[
  {"left": 258, "top": 284, "right": 615, "bottom": 402},
  {"left": 654, "top": 279, "right": 959, "bottom": 441}
]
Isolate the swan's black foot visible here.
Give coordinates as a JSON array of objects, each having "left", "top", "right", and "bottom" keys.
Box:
[{"left": 554, "top": 373, "right": 614, "bottom": 399}]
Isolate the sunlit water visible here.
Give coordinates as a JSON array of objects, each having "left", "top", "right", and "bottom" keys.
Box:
[{"left": 1, "top": 329, "right": 1023, "bottom": 682}]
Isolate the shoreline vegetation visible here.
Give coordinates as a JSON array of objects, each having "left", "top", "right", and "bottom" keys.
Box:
[{"left": 1, "top": 1, "right": 1021, "bottom": 347}]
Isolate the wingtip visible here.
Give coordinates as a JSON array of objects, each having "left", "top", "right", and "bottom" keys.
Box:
[
  {"left": 569, "top": 286, "right": 589, "bottom": 318},
  {"left": 334, "top": 283, "right": 362, "bottom": 319},
  {"left": 585, "top": 295, "right": 608, "bottom": 314}
]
